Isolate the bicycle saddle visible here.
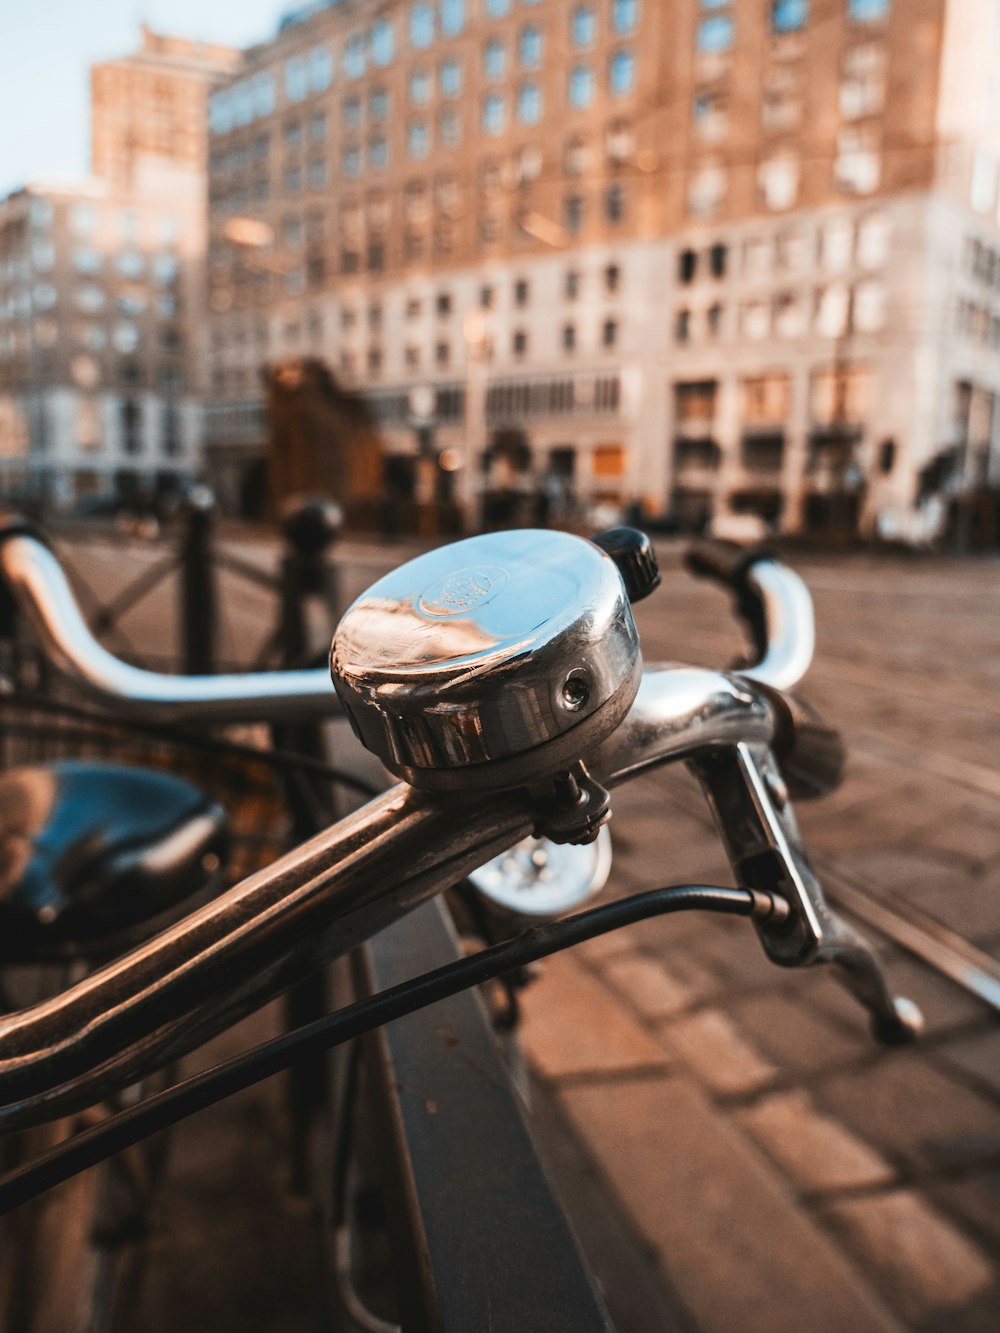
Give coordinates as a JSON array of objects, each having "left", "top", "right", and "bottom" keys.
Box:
[
  {"left": 330, "top": 529, "right": 642, "bottom": 792},
  {"left": 0, "top": 761, "right": 228, "bottom": 960}
]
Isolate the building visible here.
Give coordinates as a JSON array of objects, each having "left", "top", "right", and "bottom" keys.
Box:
[
  {"left": 203, "top": 0, "right": 1000, "bottom": 538},
  {"left": 0, "top": 30, "right": 239, "bottom": 508}
]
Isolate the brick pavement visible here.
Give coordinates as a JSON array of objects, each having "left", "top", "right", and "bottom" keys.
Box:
[{"left": 516, "top": 550, "right": 1000, "bottom": 1332}]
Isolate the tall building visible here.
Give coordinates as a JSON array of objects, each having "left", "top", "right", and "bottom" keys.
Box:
[
  {"left": 203, "top": 0, "right": 1000, "bottom": 538},
  {"left": 0, "top": 30, "right": 238, "bottom": 508}
]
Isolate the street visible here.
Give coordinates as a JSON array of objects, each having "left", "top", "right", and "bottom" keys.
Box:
[{"left": 55, "top": 530, "right": 1000, "bottom": 1331}]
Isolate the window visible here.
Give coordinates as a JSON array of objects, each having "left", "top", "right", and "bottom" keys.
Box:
[
  {"left": 368, "top": 347, "right": 384, "bottom": 375},
  {"left": 113, "top": 323, "right": 140, "bottom": 354},
  {"left": 758, "top": 152, "right": 800, "bottom": 210},
  {"left": 514, "top": 278, "right": 530, "bottom": 305},
  {"left": 605, "top": 263, "right": 621, "bottom": 292},
  {"left": 774, "top": 292, "right": 804, "bottom": 337},
  {"left": 857, "top": 212, "right": 890, "bottom": 268},
  {"left": 772, "top": 0, "right": 807, "bottom": 33},
  {"left": 253, "top": 71, "right": 276, "bottom": 116},
  {"left": 679, "top": 248, "right": 697, "bottom": 283},
  {"left": 741, "top": 300, "right": 770, "bottom": 340},
  {"left": 834, "top": 127, "right": 880, "bottom": 193},
  {"left": 411, "top": 4, "right": 435, "bottom": 47},
  {"left": 709, "top": 243, "right": 727, "bottom": 277},
  {"left": 408, "top": 120, "right": 430, "bottom": 157},
  {"left": 853, "top": 279, "right": 886, "bottom": 331},
  {"left": 483, "top": 94, "right": 505, "bottom": 134},
  {"left": 343, "top": 96, "right": 362, "bottom": 128},
  {"left": 520, "top": 25, "right": 542, "bottom": 67},
  {"left": 742, "top": 374, "right": 789, "bottom": 427},
  {"left": 610, "top": 50, "right": 635, "bottom": 95},
  {"left": 605, "top": 184, "right": 626, "bottom": 222},
  {"left": 565, "top": 269, "right": 580, "bottom": 299},
  {"left": 564, "top": 136, "right": 591, "bottom": 175},
  {"left": 286, "top": 56, "right": 308, "bottom": 101},
  {"left": 761, "top": 66, "right": 801, "bottom": 130},
  {"left": 440, "top": 59, "right": 462, "bottom": 96},
  {"left": 486, "top": 0, "right": 510, "bottom": 12},
  {"left": 675, "top": 309, "right": 691, "bottom": 342},
  {"left": 32, "top": 283, "right": 57, "bottom": 310},
  {"left": 606, "top": 121, "right": 634, "bottom": 165},
  {"left": 439, "top": 107, "right": 461, "bottom": 146},
  {"left": 971, "top": 151, "right": 998, "bottom": 214},
  {"left": 693, "top": 89, "right": 728, "bottom": 141},
  {"left": 612, "top": 0, "right": 638, "bottom": 34},
  {"left": 76, "top": 284, "right": 104, "bottom": 312},
  {"left": 31, "top": 240, "right": 54, "bottom": 271},
  {"left": 513, "top": 329, "right": 528, "bottom": 357},
  {"left": 815, "top": 282, "right": 850, "bottom": 337},
  {"left": 572, "top": 5, "right": 596, "bottom": 45},
  {"left": 518, "top": 82, "right": 542, "bottom": 124},
  {"left": 342, "top": 146, "right": 361, "bottom": 177},
  {"left": 480, "top": 285, "right": 494, "bottom": 308},
  {"left": 849, "top": 0, "right": 890, "bottom": 21},
  {"left": 569, "top": 66, "right": 594, "bottom": 108},
  {"left": 436, "top": 291, "right": 452, "bottom": 316},
  {"left": 117, "top": 251, "right": 144, "bottom": 278},
  {"left": 564, "top": 195, "right": 585, "bottom": 234},
  {"left": 697, "top": 16, "right": 734, "bottom": 53},
  {"left": 286, "top": 118, "right": 304, "bottom": 146},
  {"left": 74, "top": 248, "right": 102, "bottom": 274},
  {"left": 344, "top": 34, "right": 366, "bottom": 78},
  {"left": 562, "top": 323, "right": 576, "bottom": 351},
  {"left": 310, "top": 112, "right": 327, "bottom": 140},
  {"left": 310, "top": 46, "right": 333, "bottom": 92},
  {"left": 308, "top": 159, "right": 327, "bottom": 189},
  {"left": 441, "top": 0, "right": 465, "bottom": 36},
  {"left": 485, "top": 39, "right": 505, "bottom": 79},
  {"left": 435, "top": 341, "right": 451, "bottom": 366},
  {"left": 370, "top": 136, "right": 389, "bottom": 168},
  {"left": 840, "top": 44, "right": 886, "bottom": 119},
  {"left": 707, "top": 303, "right": 722, "bottom": 336},
  {"left": 410, "top": 69, "right": 432, "bottom": 102},
  {"left": 603, "top": 318, "right": 618, "bottom": 347},
  {"left": 688, "top": 162, "right": 727, "bottom": 217},
  {"left": 371, "top": 19, "right": 395, "bottom": 66}
]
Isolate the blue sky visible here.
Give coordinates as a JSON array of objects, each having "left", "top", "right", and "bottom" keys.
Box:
[{"left": 0, "top": 0, "right": 286, "bottom": 197}]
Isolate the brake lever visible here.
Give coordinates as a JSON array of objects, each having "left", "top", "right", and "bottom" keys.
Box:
[{"left": 689, "top": 740, "right": 924, "bottom": 1044}]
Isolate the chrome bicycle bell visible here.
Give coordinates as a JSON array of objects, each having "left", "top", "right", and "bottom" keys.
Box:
[
  {"left": 469, "top": 827, "right": 612, "bottom": 924},
  {"left": 330, "top": 529, "right": 642, "bottom": 792}
]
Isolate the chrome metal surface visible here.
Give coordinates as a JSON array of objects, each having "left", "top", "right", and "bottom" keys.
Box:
[
  {"left": 739, "top": 561, "right": 816, "bottom": 692},
  {"left": 0, "top": 662, "right": 782, "bottom": 1126},
  {"left": 469, "top": 827, "right": 612, "bottom": 921},
  {"left": 0, "top": 534, "right": 338, "bottom": 722},
  {"left": 330, "top": 529, "right": 641, "bottom": 790}
]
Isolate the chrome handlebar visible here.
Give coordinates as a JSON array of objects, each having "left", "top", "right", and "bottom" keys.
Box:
[
  {"left": 0, "top": 532, "right": 337, "bottom": 722},
  {"left": 0, "top": 527, "right": 919, "bottom": 1129}
]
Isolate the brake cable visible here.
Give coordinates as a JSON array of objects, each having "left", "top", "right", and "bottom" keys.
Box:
[{"left": 0, "top": 882, "right": 788, "bottom": 1214}]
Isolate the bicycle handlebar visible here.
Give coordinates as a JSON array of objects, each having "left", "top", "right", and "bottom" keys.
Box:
[
  {"left": 0, "top": 525, "right": 338, "bottom": 722},
  {"left": 0, "top": 523, "right": 919, "bottom": 1130}
]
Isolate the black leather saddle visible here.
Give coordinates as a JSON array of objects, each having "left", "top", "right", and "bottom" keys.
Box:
[{"left": 0, "top": 761, "right": 229, "bottom": 961}]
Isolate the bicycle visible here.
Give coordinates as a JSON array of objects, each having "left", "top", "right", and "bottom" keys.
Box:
[{"left": 0, "top": 515, "right": 923, "bottom": 1331}]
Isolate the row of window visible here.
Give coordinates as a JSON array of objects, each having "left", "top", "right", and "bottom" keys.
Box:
[
  {"left": 674, "top": 280, "right": 887, "bottom": 345},
  {"left": 697, "top": 0, "right": 890, "bottom": 56},
  {"left": 677, "top": 215, "right": 891, "bottom": 285},
  {"left": 210, "top": 2, "right": 642, "bottom": 133}
]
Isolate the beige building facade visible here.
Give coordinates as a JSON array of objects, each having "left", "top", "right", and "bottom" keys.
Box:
[
  {"left": 0, "top": 30, "right": 238, "bottom": 508},
  {"left": 199, "top": 0, "right": 1000, "bottom": 533}
]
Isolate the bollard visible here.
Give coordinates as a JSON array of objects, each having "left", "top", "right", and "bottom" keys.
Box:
[{"left": 178, "top": 486, "right": 217, "bottom": 676}]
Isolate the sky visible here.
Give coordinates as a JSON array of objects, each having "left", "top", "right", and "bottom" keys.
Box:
[{"left": 0, "top": 0, "right": 287, "bottom": 198}]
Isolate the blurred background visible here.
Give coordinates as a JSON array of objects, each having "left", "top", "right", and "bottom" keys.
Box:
[{"left": 1, "top": 0, "right": 1000, "bottom": 548}]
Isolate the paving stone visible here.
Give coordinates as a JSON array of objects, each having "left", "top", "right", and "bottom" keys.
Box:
[
  {"left": 929, "top": 1168, "right": 1000, "bottom": 1251},
  {"left": 657, "top": 1007, "right": 779, "bottom": 1095},
  {"left": 601, "top": 952, "right": 699, "bottom": 1021},
  {"left": 518, "top": 951, "right": 670, "bottom": 1079},
  {"left": 820, "top": 1190, "right": 996, "bottom": 1326},
  {"left": 729, "top": 991, "right": 868, "bottom": 1075},
  {"left": 816, "top": 1053, "right": 1000, "bottom": 1173},
  {"left": 938, "top": 1029, "right": 1000, "bottom": 1099},
  {"left": 737, "top": 1089, "right": 897, "bottom": 1194},
  {"left": 560, "top": 1074, "right": 902, "bottom": 1333}
]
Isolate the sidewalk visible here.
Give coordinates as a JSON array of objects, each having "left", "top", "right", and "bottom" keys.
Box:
[{"left": 518, "top": 763, "right": 1000, "bottom": 1332}]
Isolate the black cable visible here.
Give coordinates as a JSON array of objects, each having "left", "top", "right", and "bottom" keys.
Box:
[{"left": 0, "top": 882, "right": 785, "bottom": 1215}]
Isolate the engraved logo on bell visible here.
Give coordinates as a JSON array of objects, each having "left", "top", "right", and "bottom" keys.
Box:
[{"left": 418, "top": 565, "right": 508, "bottom": 618}]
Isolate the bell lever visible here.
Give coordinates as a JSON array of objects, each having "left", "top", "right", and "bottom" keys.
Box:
[{"left": 689, "top": 741, "right": 923, "bottom": 1044}]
